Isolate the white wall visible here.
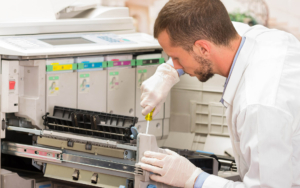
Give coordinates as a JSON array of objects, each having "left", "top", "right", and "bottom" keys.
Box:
[
  {"left": 221, "top": 0, "right": 248, "bottom": 13},
  {"left": 266, "top": 0, "right": 300, "bottom": 38},
  {"left": 222, "top": 0, "right": 300, "bottom": 39},
  {"left": 125, "top": 0, "right": 300, "bottom": 39}
]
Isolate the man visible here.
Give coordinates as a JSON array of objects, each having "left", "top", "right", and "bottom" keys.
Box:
[{"left": 139, "top": 0, "right": 300, "bottom": 187}]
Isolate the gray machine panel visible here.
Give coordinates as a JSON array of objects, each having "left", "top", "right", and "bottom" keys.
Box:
[
  {"left": 135, "top": 65, "right": 164, "bottom": 120},
  {"left": 107, "top": 67, "right": 135, "bottom": 116},
  {"left": 77, "top": 70, "right": 107, "bottom": 112}
]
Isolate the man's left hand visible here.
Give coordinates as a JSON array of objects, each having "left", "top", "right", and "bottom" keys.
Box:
[{"left": 140, "top": 149, "right": 203, "bottom": 188}]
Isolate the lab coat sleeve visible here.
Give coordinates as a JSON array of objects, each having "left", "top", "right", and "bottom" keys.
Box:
[{"left": 202, "top": 104, "right": 294, "bottom": 188}]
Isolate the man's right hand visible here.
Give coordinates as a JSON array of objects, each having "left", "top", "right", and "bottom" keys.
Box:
[{"left": 140, "top": 63, "right": 180, "bottom": 116}]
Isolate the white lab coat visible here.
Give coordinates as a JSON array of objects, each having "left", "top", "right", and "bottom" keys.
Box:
[{"left": 202, "top": 24, "right": 300, "bottom": 187}]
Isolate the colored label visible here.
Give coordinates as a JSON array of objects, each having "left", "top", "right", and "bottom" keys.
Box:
[
  {"left": 78, "top": 62, "right": 107, "bottom": 69},
  {"left": 48, "top": 79, "right": 59, "bottom": 96},
  {"left": 80, "top": 74, "right": 90, "bottom": 78},
  {"left": 108, "top": 60, "right": 135, "bottom": 67},
  {"left": 84, "top": 63, "right": 101, "bottom": 69},
  {"left": 9, "top": 80, "right": 16, "bottom": 90},
  {"left": 85, "top": 62, "right": 102, "bottom": 69},
  {"left": 138, "top": 70, "right": 147, "bottom": 73},
  {"left": 109, "top": 73, "right": 119, "bottom": 91},
  {"left": 79, "top": 74, "right": 91, "bottom": 93},
  {"left": 109, "top": 72, "right": 119, "bottom": 76},
  {"left": 136, "top": 58, "right": 164, "bottom": 66},
  {"left": 143, "top": 59, "right": 160, "bottom": 65},
  {"left": 53, "top": 64, "right": 73, "bottom": 71},
  {"left": 49, "top": 76, "right": 59, "bottom": 80},
  {"left": 79, "top": 76, "right": 90, "bottom": 93},
  {"left": 47, "top": 64, "right": 76, "bottom": 72},
  {"left": 113, "top": 61, "right": 131, "bottom": 66}
]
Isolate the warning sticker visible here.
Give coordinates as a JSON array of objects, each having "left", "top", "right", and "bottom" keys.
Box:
[
  {"left": 79, "top": 74, "right": 90, "bottom": 93},
  {"left": 109, "top": 71, "right": 119, "bottom": 90},
  {"left": 48, "top": 76, "right": 59, "bottom": 96},
  {"left": 137, "top": 69, "right": 147, "bottom": 88}
]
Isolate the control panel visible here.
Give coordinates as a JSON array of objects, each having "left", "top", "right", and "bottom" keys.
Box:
[{"left": 1, "top": 33, "right": 136, "bottom": 50}]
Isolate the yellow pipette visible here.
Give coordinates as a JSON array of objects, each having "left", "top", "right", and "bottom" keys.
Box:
[{"left": 145, "top": 108, "right": 155, "bottom": 134}]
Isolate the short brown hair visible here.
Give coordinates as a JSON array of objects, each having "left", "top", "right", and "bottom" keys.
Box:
[{"left": 154, "top": 0, "right": 238, "bottom": 51}]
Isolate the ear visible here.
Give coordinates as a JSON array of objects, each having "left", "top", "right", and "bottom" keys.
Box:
[{"left": 193, "top": 40, "right": 211, "bottom": 57}]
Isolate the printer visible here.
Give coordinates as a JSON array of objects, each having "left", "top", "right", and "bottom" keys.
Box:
[{"left": 0, "top": 1, "right": 219, "bottom": 188}]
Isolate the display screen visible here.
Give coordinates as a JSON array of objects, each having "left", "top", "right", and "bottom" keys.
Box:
[{"left": 40, "top": 37, "right": 94, "bottom": 46}]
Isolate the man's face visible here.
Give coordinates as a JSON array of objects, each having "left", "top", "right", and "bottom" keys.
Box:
[{"left": 157, "top": 30, "right": 214, "bottom": 82}]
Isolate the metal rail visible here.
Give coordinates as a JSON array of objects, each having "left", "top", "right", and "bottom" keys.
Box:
[
  {"left": 62, "top": 153, "right": 137, "bottom": 174},
  {"left": 6, "top": 126, "right": 137, "bottom": 151},
  {"left": 1, "top": 141, "right": 143, "bottom": 176},
  {"left": 2, "top": 141, "right": 62, "bottom": 163}
]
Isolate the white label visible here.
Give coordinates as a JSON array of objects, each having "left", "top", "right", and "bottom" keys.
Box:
[
  {"left": 79, "top": 74, "right": 90, "bottom": 93},
  {"left": 109, "top": 72, "right": 119, "bottom": 91},
  {"left": 48, "top": 80, "right": 59, "bottom": 96}
]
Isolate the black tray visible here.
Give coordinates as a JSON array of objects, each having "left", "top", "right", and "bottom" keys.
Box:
[{"left": 43, "top": 106, "right": 138, "bottom": 142}]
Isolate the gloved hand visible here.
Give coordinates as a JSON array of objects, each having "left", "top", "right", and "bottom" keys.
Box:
[
  {"left": 140, "top": 63, "right": 180, "bottom": 116},
  {"left": 141, "top": 149, "right": 203, "bottom": 188}
]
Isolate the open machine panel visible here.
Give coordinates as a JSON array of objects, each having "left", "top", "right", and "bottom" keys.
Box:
[{"left": 0, "top": 31, "right": 219, "bottom": 188}]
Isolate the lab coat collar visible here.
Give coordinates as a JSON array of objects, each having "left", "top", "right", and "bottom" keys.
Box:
[{"left": 222, "top": 36, "right": 256, "bottom": 107}]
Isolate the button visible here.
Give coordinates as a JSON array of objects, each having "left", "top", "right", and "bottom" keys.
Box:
[
  {"left": 85, "top": 143, "right": 92, "bottom": 150},
  {"left": 9, "top": 80, "right": 15, "bottom": 90},
  {"left": 72, "top": 169, "right": 80, "bottom": 180},
  {"left": 67, "top": 140, "right": 74, "bottom": 147},
  {"left": 91, "top": 173, "right": 98, "bottom": 184}
]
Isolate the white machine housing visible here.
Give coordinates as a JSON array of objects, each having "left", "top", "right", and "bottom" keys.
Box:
[
  {"left": 0, "top": 5, "right": 183, "bottom": 188},
  {"left": 0, "top": 3, "right": 237, "bottom": 188}
]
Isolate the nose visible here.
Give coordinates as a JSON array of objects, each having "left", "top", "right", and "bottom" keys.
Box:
[{"left": 172, "top": 59, "right": 184, "bottom": 70}]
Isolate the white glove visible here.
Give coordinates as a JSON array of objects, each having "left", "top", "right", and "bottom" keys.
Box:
[
  {"left": 141, "top": 149, "right": 203, "bottom": 188},
  {"left": 140, "top": 63, "right": 180, "bottom": 116}
]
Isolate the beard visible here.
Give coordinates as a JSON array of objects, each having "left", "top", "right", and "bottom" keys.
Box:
[{"left": 192, "top": 53, "right": 214, "bottom": 82}]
